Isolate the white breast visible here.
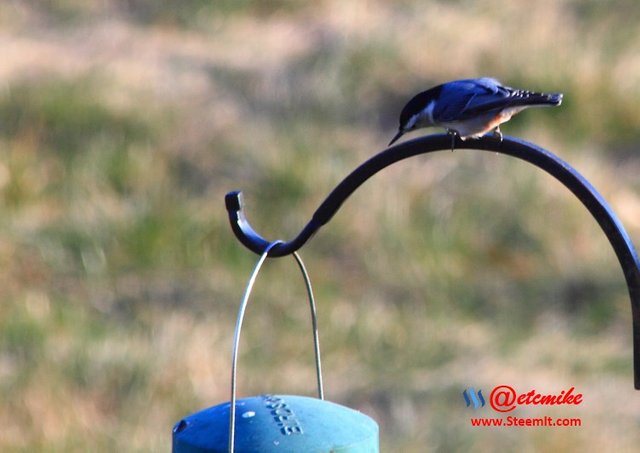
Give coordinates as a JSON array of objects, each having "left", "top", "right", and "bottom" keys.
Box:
[
  {"left": 407, "top": 100, "right": 436, "bottom": 130},
  {"left": 438, "top": 107, "right": 528, "bottom": 139}
]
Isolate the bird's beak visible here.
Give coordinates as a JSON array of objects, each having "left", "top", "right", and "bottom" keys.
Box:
[{"left": 388, "top": 130, "right": 404, "bottom": 146}]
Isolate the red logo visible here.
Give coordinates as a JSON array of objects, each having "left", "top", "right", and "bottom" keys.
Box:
[{"left": 489, "top": 385, "right": 583, "bottom": 413}]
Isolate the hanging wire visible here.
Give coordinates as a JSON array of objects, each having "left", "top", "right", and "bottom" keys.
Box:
[
  {"left": 293, "top": 250, "right": 324, "bottom": 400},
  {"left": 228, "top": 241, "right": 280, "bottom": 453},
  {"left": 228, "top": 243, "right": 324, "bottom": 453}
]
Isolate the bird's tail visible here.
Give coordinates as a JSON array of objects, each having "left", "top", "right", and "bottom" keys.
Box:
[
  {"left": 469, "top": 91, "right": 563, "bottom": 114},
  {"left": 508, "top": 90, "right": 563, "bottom": 107}
]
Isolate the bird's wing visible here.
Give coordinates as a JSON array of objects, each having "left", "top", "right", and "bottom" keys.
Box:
[{"left": 433, "top": 78, "right": 511, "bottom": 122}]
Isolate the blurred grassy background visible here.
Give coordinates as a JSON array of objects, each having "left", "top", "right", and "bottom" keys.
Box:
[{"left": 1, "top": 0, "right": 640, "bottom": 451}]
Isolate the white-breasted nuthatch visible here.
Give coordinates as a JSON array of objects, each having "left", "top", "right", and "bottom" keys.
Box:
[{"left": 388, "top": 77, "right": 562, "bottom": 147}]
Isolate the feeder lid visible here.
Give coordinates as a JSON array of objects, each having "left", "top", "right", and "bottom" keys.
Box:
[{"left": 173, "top": 394, "right": 379, "bottom": 452}]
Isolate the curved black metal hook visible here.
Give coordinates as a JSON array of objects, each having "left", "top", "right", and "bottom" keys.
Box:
[{"left": 225, "top": 133, "right": 640, "bottom": 388}]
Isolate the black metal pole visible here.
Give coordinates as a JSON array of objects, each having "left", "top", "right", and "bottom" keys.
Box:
[{"left": 224, "top": 133, "right": 640, "bottom": 389}]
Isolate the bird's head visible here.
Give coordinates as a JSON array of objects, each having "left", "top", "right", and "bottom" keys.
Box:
[{"left": 388, "top": 86, "right": 441, "bottom": 146}]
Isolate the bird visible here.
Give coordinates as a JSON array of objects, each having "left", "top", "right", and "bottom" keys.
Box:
[{"left": 388, "top": 77, "right": 563, "bottom": 148}]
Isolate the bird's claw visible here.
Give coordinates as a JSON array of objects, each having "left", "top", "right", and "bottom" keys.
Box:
[
  {"left": 447, "top": 130, "right": 458, "bottom": 152},
  {"left": 492, "top": 127, "right": 503, "bottom": 142}
]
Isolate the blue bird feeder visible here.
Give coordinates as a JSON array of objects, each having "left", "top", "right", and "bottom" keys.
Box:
[{"left": 172, "top": 394, "right": 379, "bottom": 452}]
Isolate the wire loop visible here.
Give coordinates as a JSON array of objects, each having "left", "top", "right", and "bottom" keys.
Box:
[{"left": 228, "top": 242, "right": 324, "bottom": 453}]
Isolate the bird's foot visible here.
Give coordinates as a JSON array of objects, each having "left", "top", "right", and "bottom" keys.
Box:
[
  {"left": 492, "top": 127, "right": 503, "bottom": 142},
  {"left": 447, "top": 130, "right": 458, "bottom": 152}
]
